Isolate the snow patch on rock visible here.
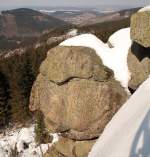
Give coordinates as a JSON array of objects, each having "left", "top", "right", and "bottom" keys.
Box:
[
  {"left": 67, "top": 29, "right": 78, "bottom": 37},
  {"left": 139, "top": 5, "right": 150, "bottom": 12},
  {"left": 60, "top": 28, "right": 131, "bottom": 89},
  {"left": 50, "top": 133, "right": 59, "bottom": 143},
  {"left": 108, "top": 28, "right": 131, "bottom": 48}
]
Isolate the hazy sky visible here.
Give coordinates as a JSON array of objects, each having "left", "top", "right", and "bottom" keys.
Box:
[{"left": 0, "top": 0, "right": 149, "bottom": 8}]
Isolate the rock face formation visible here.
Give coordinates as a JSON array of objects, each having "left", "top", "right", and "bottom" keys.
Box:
[
  {"left": 30, "top": 46, "right": 128, "bottom": 156},
  {"left": 128, "top": 10, "right": 150, "bottom": 90},
  {"left": 128, "top": 48, "right": 150, "bottom": 90},
  {"left": 131, "top": 11, "right": 150, "bottom": 48}
]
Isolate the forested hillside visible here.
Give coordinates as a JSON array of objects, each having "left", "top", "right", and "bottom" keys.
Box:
[{"left": 0, "top": 7, "right": 137, "bottom": 129}]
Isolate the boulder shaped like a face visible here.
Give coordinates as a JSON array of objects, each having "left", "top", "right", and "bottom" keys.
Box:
[
  {"left": 39, "top": 46, "right": 113, "bottom": 84},
  {"left": 30, "top": 46, "right": 128, "bottom": 140}
]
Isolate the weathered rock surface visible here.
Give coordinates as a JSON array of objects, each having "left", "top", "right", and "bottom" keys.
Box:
[
  {"left": 30, "top": 46, "right": 128, "bottom": 140},
  {"left": 131, "top": 11, "right": 150, "bottom": 48},
  {"left": 128, "top": 10, "right": 150, "bottom": 90},
  {"left": 40, "top": 46, "right": 113, "bottom": 84},
  {"left": 44, "top": 137, "right": 96, "bottom": 157},
  {"left": 128, "top": 49, "right": 150, "bottom": 90}
]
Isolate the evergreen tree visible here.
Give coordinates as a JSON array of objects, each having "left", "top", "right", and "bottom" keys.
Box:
[
  {"left": 35, "top": 111, "right": 50, "bottom": 144},
  {"left": 20, "top": 52, "right": 35, "bottom": 98},
  {"left": 9, "top": 53, "right": 33, "bottom": 123},
  {"left": 0, "top": 72, "right": 10, "bottom": 127},
  {"left": 19, "top": 52, "right": 35, "bottom": 116}
]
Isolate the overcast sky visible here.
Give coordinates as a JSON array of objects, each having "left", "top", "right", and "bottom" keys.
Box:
[{"left": 0, "top": 0, "right": 149, "bottom": 8}]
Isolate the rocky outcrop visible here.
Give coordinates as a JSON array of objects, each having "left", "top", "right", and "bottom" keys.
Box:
[
  {"left": 30, "top": 46, "right": 128, "bottom": 141},
  {"left": 128, "top": 48, "right": 150, "bottom": 90},
  {"left": 131, "top": 11, "right": 150, "bottom": 48},
  {"left": 128, "top": 10, "right": 150, "bottom": 90},
  {"left": 44, "top": 137, "right": 96, "bottom": 157}
]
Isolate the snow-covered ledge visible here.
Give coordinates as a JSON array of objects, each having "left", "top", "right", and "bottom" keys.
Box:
[{"left": 138, "top": 5, "right": 150, "bottom": 12}]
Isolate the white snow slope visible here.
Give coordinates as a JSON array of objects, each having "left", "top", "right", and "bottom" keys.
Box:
[
  {"left": 0, "top": 125, "right": 59, "bottom": 157},
  {"left": 88, "top": 76, "right": 150, "bottom": 157},
  {"left": 60, "top": 28, "right": 131, "bottom": 89}
]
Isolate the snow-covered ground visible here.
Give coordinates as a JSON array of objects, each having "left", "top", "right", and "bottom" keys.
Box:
[
  {"left": 0, "top": 125, "right": 59, "bottom": 157},
  {"left": 89, "top": 76, "right": 150, "bottom": 157},
  {"left": 139, "top": 5, "right": 150, "bottom": 12},
  {"left": 60, "top": 28, "right": 131, "bottom": 89}
]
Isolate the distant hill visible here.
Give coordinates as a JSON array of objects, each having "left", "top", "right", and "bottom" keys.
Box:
[
  {"left": 0, "top": 7, "right": 141, "bottom": 51},
  {"left": 78, "top": 18, "right": 130, "bottom": 43},
  {"left": 78, "top": 7, "right": 141, "bottom": 26},
  {"left": 46, "top": 10, "right": 102, "bottom": 26},
  {"left": 0, "top": 8, "right": 69, "bottom": 38},
  {"left": 77, "top": 8, "right": 141, "bottom": 42},
  {"left": 48, "top": 7, "right": 140, "bottom": 26}
]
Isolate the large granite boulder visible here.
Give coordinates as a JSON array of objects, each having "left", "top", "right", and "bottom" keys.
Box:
[
  {"left": 30, "top": 46, "right": 128, "bottom": 140},
  {"left": 44, "top": 137, "right": 96, "bottom": 157},
  {"left": 131, "top": 11, "right": 150, "bottom": 48}
]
